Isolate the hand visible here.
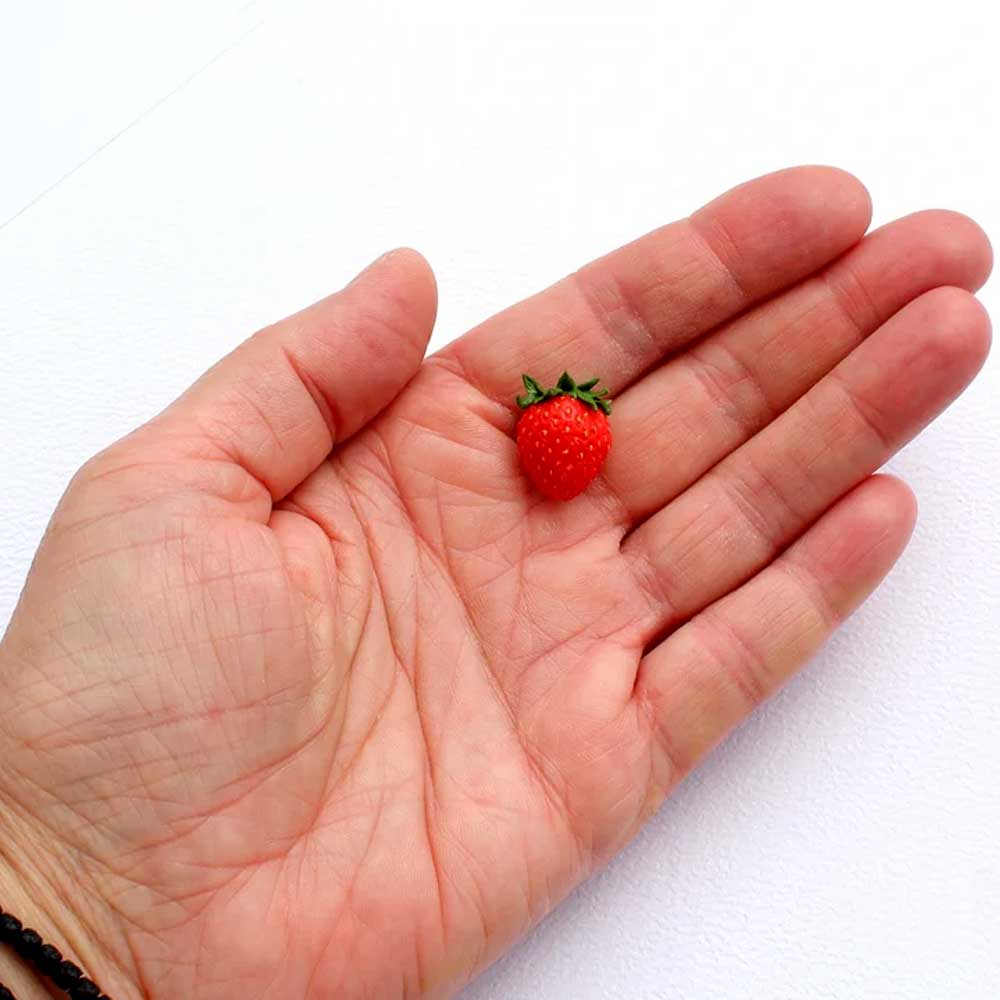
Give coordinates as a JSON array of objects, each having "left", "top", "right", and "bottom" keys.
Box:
[{"left": 0, "top": 167, "right": 991, "bottom": 999}]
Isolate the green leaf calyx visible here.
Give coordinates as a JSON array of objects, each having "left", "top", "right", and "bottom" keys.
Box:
[{"left": 516, "top": 371, "right": 612, "bottom": 415}]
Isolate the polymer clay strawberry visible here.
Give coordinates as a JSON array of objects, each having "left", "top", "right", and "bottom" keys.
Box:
[{"left": 515, "top": 372, "right": 613, "bottom": 501}]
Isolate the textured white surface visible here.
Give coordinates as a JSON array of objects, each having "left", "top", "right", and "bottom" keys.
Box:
[{"left": 1, "top": 2, "right": 998, "bottom": 997}]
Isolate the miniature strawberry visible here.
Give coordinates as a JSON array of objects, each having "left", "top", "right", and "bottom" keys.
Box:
[{"left": 515, "top": 372, "right": 613, "bottom": 501}]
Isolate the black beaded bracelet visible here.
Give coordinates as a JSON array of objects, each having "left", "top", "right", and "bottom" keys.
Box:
[{"left": 0, "top": 905, "right": 113, "bottom": 1000}]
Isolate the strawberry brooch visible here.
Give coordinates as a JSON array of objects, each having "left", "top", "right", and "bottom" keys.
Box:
[{"left": 515, "top": 372, "right": 613, "bottom": 501}]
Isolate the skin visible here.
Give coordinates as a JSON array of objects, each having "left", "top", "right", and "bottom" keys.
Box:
[{"left": 0, "top": 166, "right": 992, "bottom": 999}]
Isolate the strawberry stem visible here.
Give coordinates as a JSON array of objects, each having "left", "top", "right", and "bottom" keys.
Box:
[{"left": 516, "top": 372, "right": 612, "bottom": 415}]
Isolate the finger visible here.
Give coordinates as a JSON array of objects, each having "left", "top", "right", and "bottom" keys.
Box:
[
  {"left": 603, "top": 210, "right": 992, "bottom": 523},
  {"left": 148, "top": 248, "right": 437, "bottom": 502},
  {"left": 635, "top": 475, "right": 916, "bottom": 790},
  {"left": 437, "top": 166, "right": 872, "bottom": 402},
  {"left": 624, "top": 286, "right": 990, "bottom": 639}
]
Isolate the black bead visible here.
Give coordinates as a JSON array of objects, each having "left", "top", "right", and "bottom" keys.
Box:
[
  {"left": 60, "top": 958, "right": 84, "bottom": 980},
  {"left": 14, "top": 927, "right": 43, "bottom": 960},
  {"left": 53, "top": 958, "right": 85, "bottom": 990},
  {"left": 37, "top": 941, "right": 64, "bottom": 974},
  {"left": 69, "top": 979, "right": 101, "bottom": 999},
  {"left": 0, "top": 914, "right": 22, "bottom": 942}
]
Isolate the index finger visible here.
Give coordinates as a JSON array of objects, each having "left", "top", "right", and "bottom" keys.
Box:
[{"left": 436, "top": 166, "right": 872, "bottom": 403}]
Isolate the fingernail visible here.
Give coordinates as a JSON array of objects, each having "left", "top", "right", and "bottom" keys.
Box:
[{"left": 350, "top": 248, "right": 403, "bottom": 285}]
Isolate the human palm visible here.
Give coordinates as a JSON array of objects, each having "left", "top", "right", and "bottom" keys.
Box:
[{"left": 0, "top": 168, "right": 991, "bottom": 999}]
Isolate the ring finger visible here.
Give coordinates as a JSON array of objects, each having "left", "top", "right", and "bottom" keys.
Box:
[{"left": 622, "top": 284, "right": 991, "bottom": 642}]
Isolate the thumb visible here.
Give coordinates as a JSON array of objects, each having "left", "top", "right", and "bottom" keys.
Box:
[{"left": 148, "top": 247, "right": 437, "bottom": 502}]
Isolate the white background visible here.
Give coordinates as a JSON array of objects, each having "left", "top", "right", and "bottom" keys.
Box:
[{"left": 1, "top": 2, "right": 998, "bottom": 997}]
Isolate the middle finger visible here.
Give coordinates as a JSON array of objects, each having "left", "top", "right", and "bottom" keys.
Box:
[{"left": 600, "top": 210, "right": 991, "bottom": 526}]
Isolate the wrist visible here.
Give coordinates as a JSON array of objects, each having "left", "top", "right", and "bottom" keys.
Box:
[
  {"left": 0, "top": 855, "right": 78, "bottom": 999},
  {"left": 0, "top": 830, "right": 133, "bottom": 1000},
  {"left": 0, "top": 941, "right": 56, "bottom": 1000},
  {"left": 0, "top": 776, "right": 141, "bottom": 999}
]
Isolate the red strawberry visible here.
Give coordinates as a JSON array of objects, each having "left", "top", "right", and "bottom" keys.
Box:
[{"left": 515, "top": 372, "right": 613, "bottom": 501}]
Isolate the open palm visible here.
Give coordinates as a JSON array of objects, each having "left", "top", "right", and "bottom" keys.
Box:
[{"left": 0, "top": 168, "right": 991, "bottom": 999}]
